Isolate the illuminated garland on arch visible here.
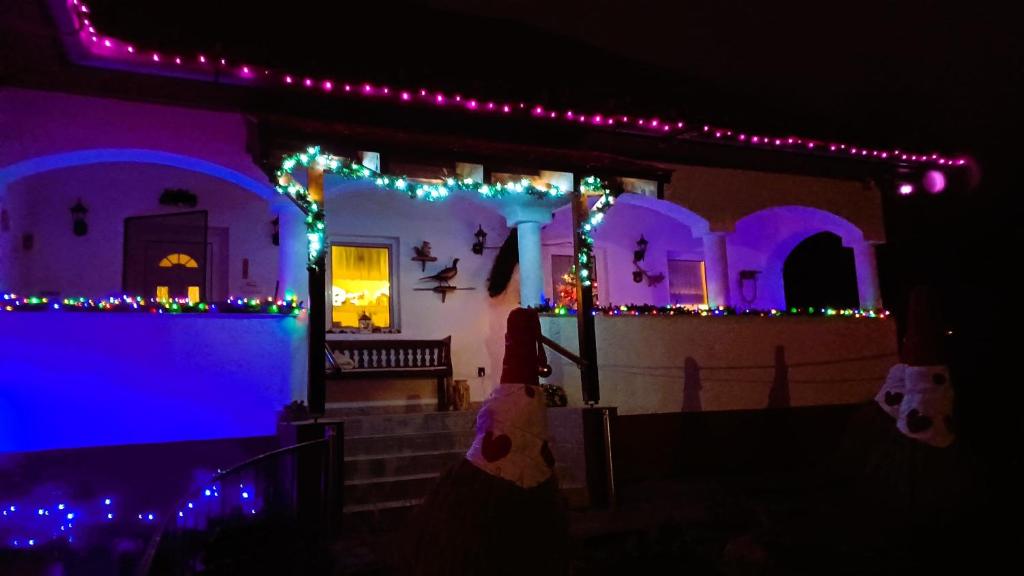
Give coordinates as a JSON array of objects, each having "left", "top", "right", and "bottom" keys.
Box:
[
  {"left": 274, "top": 146, "right": 573, "bottom": 270},
  {"left": 1, "top": 294, "right": 301, "bottom": 315}
]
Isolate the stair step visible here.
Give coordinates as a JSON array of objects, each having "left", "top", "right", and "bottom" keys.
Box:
[
  {"left": 343, "top": 497, "right": 424, "bottom": 514},
  {"left": 342, "top": 498, "right": 423, "bottom": 534},
  {"left": 344, "top": 449, "right": 464, "bottom": 482},
  {"left": 336, "top": 410, "right": 479, "bottom": 438},
  {"left": 344, "top": 473, "right": 442, "bottom": 507},
  {"left": 344, "top": 429, "right": 476, "bottom": 458}
]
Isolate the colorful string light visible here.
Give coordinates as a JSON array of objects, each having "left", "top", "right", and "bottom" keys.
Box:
[
  {"left": 541, "top": 303, "right": 890, "bottom": 319},
  {"left": 0, "top": 294, "right": 302, "bottom": 315},
  {"left": 62, "top": 1, "right": 968, "bottom": 170}
]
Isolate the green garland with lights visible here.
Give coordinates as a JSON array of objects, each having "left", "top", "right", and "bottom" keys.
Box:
[
  {"left": 274, "top": 146, "right": 572, "bottom": 270},
  {"left": 1, "top": 294, "right": 302, "bottom": 315},
  {"left": 576, "top": 176, "right": 616, "bottom": 288},
  {"left": 540, "top": 303, "right": 889, "bottom": 319}
]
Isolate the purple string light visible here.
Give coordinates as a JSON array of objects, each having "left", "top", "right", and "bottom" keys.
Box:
[{"left": 62, "top": 1, "right": 968, "bottom": 169}]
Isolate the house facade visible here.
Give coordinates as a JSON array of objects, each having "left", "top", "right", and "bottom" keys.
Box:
[{"left": 1, "top": 0, "right": 969, "bottom": 453}]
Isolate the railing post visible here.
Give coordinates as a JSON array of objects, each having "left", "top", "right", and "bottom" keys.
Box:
[
  {"left": 571, "top": 182, "right": 600, "bottom": 405},
  {"left": 324, "top": 422, "right": 344, "bottom": 538},
  {"left": 582, "top": 406, "right": 617, "bottom": 508}
]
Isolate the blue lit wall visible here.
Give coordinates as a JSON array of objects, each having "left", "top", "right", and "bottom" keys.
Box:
[{"left": 0, "top": 313, "right": 307, "bottom": 452}]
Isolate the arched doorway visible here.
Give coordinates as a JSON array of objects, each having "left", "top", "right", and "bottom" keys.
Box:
[{"left": 783, "top": 231, "right": 859, "bottom": 309}]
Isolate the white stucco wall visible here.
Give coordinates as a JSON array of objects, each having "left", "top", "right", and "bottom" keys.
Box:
[
  {"left": 322, "top": 183, "right": 521, "bottom": 401},
  {"left": 0, "top": 163, "right": 279, "bottom": 298},
  {"left": 540, "top": 314, "right": 898, "bottom": 414},
  {"left": 542, "top": 200, "right": 705, "bottom": 307}
]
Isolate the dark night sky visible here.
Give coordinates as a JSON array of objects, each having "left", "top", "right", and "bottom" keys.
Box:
[{"left": 84, "top": 0, "right": 1018, "bottom": 154}]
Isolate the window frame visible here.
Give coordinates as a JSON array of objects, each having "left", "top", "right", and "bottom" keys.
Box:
[
  {"left": 667, "top": 258, "right": 709, "bottom": 307},
  {"left": 326, "top": 235, "right": 401, "bottom": 332}
]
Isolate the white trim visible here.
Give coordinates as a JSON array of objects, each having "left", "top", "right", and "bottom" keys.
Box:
[{"left": 325, "top": 234, "right": 401, "bottom": 332}]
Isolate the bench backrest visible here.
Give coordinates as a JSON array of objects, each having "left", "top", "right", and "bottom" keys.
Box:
[{"left": 326, "top": 336, "right": 452, "bottom": 376}]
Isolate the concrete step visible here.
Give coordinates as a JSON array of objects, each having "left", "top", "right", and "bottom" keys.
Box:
[
  {"left": 342, "top": 498, "right": 423, "bottom": 534},
  {"left": 345, "top": 449, "right": 464, "bottom": 482},
  {"left": 330, "top": 410, "right": 479, "bottom": 438},
  {"left": 344, "top": 472, "right": 441, "bottom": 507},
  {"left": 344, "top": 429, "right": 476, "bottom": 458}
]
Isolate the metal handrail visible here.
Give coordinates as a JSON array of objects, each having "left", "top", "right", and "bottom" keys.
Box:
[{"left": 136, "top": 435, "right": 334, "bottom": 576}]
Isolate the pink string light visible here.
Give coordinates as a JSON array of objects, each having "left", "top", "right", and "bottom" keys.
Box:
[{"left": 64, "top": 1, "right": 967, "bottom": 169}]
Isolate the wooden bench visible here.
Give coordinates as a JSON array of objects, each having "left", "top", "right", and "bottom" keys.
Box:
[{"left": 325, "top": 336, "right": 453, "bottom": 410}]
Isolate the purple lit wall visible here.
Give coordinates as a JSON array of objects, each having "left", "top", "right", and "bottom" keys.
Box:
[
  {"left": 2, "top": 163, "right": 279, "bottom": 299},
  {"left": 0, "top": 312, "right": 306, "bottom": 453},
  {"left": 542, "top": 198, "right": 705, "bottom": 306}
]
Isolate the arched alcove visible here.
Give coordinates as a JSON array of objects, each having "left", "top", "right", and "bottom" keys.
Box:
[{"left": 782, "top": 231, "right": 859, "bottom": 309}]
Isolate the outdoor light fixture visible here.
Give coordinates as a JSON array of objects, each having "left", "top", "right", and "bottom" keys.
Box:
[
  {"left": 472, "top": 225, "right": 488, "bottom": 255},
  {"left": 70, "top": 199, "right": 88, "bottom": 237},
  {"left": 898, "top": 183, "right": 915, "bottom": 196},
  {"left": 634, "top": 234, "right": 649, "bottom": 263}
]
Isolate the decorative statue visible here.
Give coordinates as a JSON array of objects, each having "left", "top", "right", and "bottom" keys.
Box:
[{"left": 398, "top": 308, "right": 568, "bottom": 575}]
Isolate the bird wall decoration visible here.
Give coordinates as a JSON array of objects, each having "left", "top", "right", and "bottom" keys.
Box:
[{"left": 420, "top": 258, "right": 460, "bottom": 285}]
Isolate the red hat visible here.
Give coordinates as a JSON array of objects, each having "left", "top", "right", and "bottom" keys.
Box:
[{"left": 499, "top": 308, "right": 550, "bottom": 386}]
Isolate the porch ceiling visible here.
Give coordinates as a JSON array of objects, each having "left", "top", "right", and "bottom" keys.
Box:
[{"left": 248, "top": 114, "right": 675, "bottom": 186}]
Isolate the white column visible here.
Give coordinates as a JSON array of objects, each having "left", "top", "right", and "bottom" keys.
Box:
[
  {"left": 517, "top": 220, "right": 544, "bottom": 307},
  {"left": 702, "top": 232, "right": 731, "bottom": 308},
  {"left": 853, "top": 242, "right": 882, "bottom": 310},
  {"left": 276, "top": 204, "right": 309, "bottom": 303}
]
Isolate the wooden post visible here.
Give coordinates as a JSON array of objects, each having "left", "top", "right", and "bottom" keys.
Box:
[
  {"left": 571, "top": 183, "right": 600, "bottom": 405},
  {"left": 307, "top": 166, "right": 327, "bottom": 416}
]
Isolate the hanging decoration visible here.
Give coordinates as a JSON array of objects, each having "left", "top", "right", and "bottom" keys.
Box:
[
  {"left": 1, "top": 294, "right": 301, "bottom": 315},
  {"left": 65, "top": 1, "right": 969, "bottom": 170},
  {"left": 540, "top": 303, "right": 889, "bottom": 319}
]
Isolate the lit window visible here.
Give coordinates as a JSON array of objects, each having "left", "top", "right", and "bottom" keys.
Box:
[
  {"left": 331, "top": 244, "right": 392, "bottom": 329},
  {"left": 187, "top": 286, "right": 200, "bottom": 302},
  {"left": 668, "top": 260, "right": 707, "bottom": 306},
  {"left": 156, "top": 286, "right": 169, "bottom": 301},
  {"left": 551, "top": 254, "right": 599, "bottom": 308},
  {"left": 158, "top": 253, "right": 198, "bottom": 268}
]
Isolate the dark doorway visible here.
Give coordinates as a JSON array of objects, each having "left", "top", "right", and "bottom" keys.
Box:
[
  {"left": 783, "top": 232, "right": 859, "bottom": 309},
  {"left": 123, "top": 211, "right": 209, "bottom": 300}
]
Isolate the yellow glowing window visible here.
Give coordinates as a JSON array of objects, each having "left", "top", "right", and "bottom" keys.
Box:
[
  {"left": 187, "top": 286, "right": 201, "bottom": 302},
  {"left": 331, "top": 244, "right": 392, "bottom": 329},
  {"left": 156, "top": 286, "right": 169, "bottom": 301},
  {"left": 159, "top": 253, "right": 198, "bottom": 268}
]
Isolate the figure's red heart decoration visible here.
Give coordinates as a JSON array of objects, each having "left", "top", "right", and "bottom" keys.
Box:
[
  {"left": 541, "top": 441, "right": 555, "bottom": 468},
  {"left": 481, "top": 430, "right": 512, "bottom": 462},
  {"left": 884, "top": 391, "right": 904, "bottom": 406},
  {"left": 880, "top": 389, "right": 905, "bottom": 403},
  {"left": 906, "top": 409, "right": 933, "bottom": 433}
]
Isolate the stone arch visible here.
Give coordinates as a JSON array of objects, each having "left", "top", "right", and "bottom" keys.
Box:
[
  {"left": 0, "top": 148, "right": 275, "bottom": 200},
  {"left": 615, "top": 193, "right": 711, "bottom": 236},
  {"left": 731, "top": 206, "right": 870, "bottom": 309}
]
